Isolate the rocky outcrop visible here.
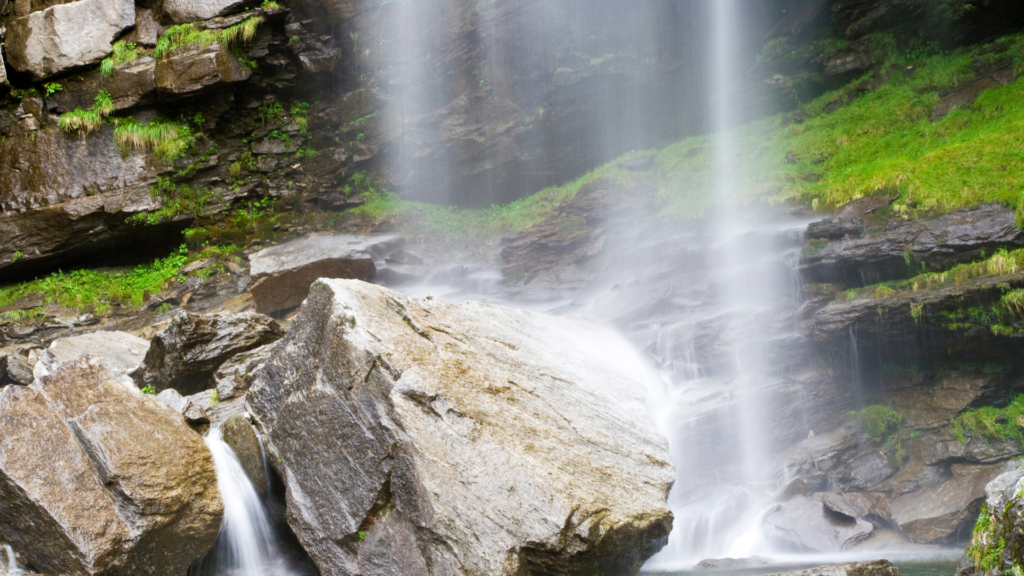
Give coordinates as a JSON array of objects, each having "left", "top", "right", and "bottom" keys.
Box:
[
  {"left": 248, "top": 279, "right": 675, "bottom": 575},
  {"left": 764, "top": 495, "right": 874, "bottom": 552},
  {"left": 6, "top": 0, "right": 135, "bottom": 80},
  {"left": 214, "top": 342, "right": 274, "bottom": 401},
  {"left": 33, "top": 330, "right": 150, "bottom": 387},
  {"left": 49, "top": 57, "right": 158, "bottom": 113},
  {"left": 155, "top": 43, "right": 253, "bottom": 99},
  {"left": 157, "top": 388, "right": 211, "bottom": 425},
  {"left": 0, "top": 352, "right": 34, "bottom": 386},
  {"left": 247, "top": 235, "right": 403, "bottom": 314},
  {"left": 0, "top": 356, "right": 222, "bottom": 575},
  {"left": 956, "top": 467, "right": 1024, "bottom": 576},
  {"left": 801, "top": 203, "right": 1024, "bottom": 287},
  {"left": 891, "top": 462, "right": 1016, "bottom": 544},
  {"left": 133, "top": 311, "right": 283, "bottom": 395},
  {"left": 163, "top": 0, "right": 257, "bottom": 23},
  {"left": 220, "top": 413, "right": 267, "bottom": 495}
]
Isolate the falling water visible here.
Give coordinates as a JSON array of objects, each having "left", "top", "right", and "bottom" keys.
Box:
[
  {"left": 195, "top": 428, "right": 296, "bottom": 576},
  {"left": 3, "top": 545, "right": 21, "bottom": 574}
]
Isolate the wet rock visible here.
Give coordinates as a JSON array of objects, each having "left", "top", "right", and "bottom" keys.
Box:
[
  {"left": 33, "top": 331, "right": 150, "bottom": 388},
  {"left": 156, "top": 388, "right": 210, "bottom": 425},
  {"left": 49, "top": 56, "right": 157, "bottom": 113},
  {"left": 369, "top": 264, "right": 429, "bottom": 288},
  {"left": 162, "top": 0, "right": 257, "bottom": 23},
  {"left": 248, "top": 279, "right": 675, "bottom": 576},
  {"left": 763, "top": 495, "right": 874, "bottom": 552},
  {"left": 844, "top": 449, "right": 898, "bottom": 491},
  {"left": 0, "top": 356, "right": 221, "bottom": 576},
  {"left": 220, "top": 413, "right": 267, "bottom": 496},
  {"left": 805, "top": 195, "right": 895, "bottom": 241},
  {"left": 5, "top": 0, "right": 135, "bottom": 80},
  {"left": 891, "top": 461, "right": 1016, "bottom": 543},
  {"left": 384, "top": 249, "right": 424, "bottom": 266},
  {"left": 696, "top": 557, "right": 771, "bottom": 570},
  {"left": 214, "top": 342, "right": 274, "bottom": 401},
  {"left": 985, "top": 468, "right": 1024, "bottom": 514},
  {"left": 800, "top": 203, "right": 1024, "bottom": 287},
  {"left": 0, "top": 292, "right": 42, "bottom": 314},
  {"left": 124, "top": 7, "right": 160, "bottom": 46},
  {"left": 767, "top": 560, "right": 900, "bottom": 576},
  {"left": 155, "top": 42, "right": 253, "bottom": 99},
  {"left": 247, "top": 235, "right": 403, "bottom": 314},
  {"left": 133, "top": 311, "right": 283, "bottom": 396},
  {"left": 816, "top": 492, "right": 892, "bottom": 526},
  {"left": 0, "top": 48, "right": 7, "bottom": 90},
  {"left": 824, "top": 44, "right": 875, "bottom": 77},
  {"left": 931, "top": 65, "right": 1017, "bottom": 121}
]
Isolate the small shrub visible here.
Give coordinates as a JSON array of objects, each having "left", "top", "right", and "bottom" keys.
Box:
[
  {"left": 11, "top": 251, "right": 23, "bottom": 263},
  {"left": 141, "top": 385, "right": 157, "bottom": 395}
]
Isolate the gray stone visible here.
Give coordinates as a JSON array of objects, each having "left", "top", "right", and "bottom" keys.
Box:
[
  {"left": 248, "top": 279, "right": 675, "bottom": 575},
  {"left": 124, "top": 7, "right": 160, "bottom": 47},
  {"left": 247, "top": 235, "right": 404, "bottom": 314},
  {"left": 133, "top": 311, "right": 284, "bottom": 396},
  {"left": 767, "top": 560, "right": 900, "bottom": 576},
  {"left": 0, "top": 47, "right": 8, "bottom": 91},
  {"left": 5, "top": 0, "right": 135, "bottom": 81},
  {"left": 155, "top": 42, "right": 252, "bottom": 99},
  {"left": 214, "top": 342, "right": 274, "bottom": 401},
  {"left": 0, "top": 356, "right": 221, "bottom": 576},
  {"left": 0, "top": 354, "right": 34, "bottom": 386},
  {"left": 162, "top": 0, "right": 257, "bottom": 24},
  {"left": 891, "top": 462, "right": 1017, "bottom": 543},
  {"left": 985, "top": 467, "right": 1024, "bottom": 515},
  {"left": 156, "top": 389, "right": 210, "bottom": 425},
  {"left": 220, "top": 413, "right": 267, "bottom": 496},
  {"left": 763, "top": 495, "right": 874, "bottom": 552},
  {"left": 33, "top": 331, "right": 149, "bottom": 388}
]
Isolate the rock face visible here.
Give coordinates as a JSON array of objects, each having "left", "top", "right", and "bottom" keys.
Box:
[
  {"left": 0, "top": 356, "right": 222, "bottom": 575},
  {"left": 33, "top": 331, "right": 150, "bottom": 387},
  {"left": 133, "top": 311, "right": 283, "bottom": 396},
  {"left": 155, "top": 43, "right": 253, "bottom": 98},
  {"left": 6, "top": 0, "right": 135, "bottom": 80},
  {"left": 956, "top": 468, "right": 1024, "bottom": 576},
  {"left": 221, "top": 413, "right": 267, "bottom": 495},
  {"left": 891, "top": 462, "right": 1014, "bottom": 544},
  {"left": 801, "top": 203, "right": 1024, "bottom": 287},
  {"left": 248, "top": 279, "right": 675, "bottom": 575},
  {"left": 763, "top": 495, "right": 874, "bottom": 552},
  {"left": 248, "top": 235, "right": 404, "bottom": 314},
  {"left": 162, "top": 0, "right": 256, "bottom": 23}
]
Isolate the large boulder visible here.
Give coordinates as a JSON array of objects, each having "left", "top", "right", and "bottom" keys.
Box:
[
  {"left": 248, "top": 279, "right": 675, "bottom": 575},
  {"left": 0, "top": 356, "right": 222, "bottom": 575},
  {"left": 763, "top": 495, "right": 874, "bottom": 552},
  {"left": 891, "top": 462, "right": 1016, "bottom": 544},
  {"left": 133, "top": 311, "right": 283, "bottom": 396},
  {"left": 5, "top": 0, "right": 135, "bottom": 80},
  {"left": 33, "top": 331, "right": 149, "bottom": 387},
  {"left": 247, "top": 235, "right": 404, "bottom": 314},
  {"left": 220, "top": 413, "right": 267, "bottom": 495}
]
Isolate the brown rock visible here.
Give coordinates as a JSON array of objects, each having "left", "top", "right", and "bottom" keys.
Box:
[
  {"left": 220, "top": 413, "right": 267, "bottom": 495},
  {"left": 0, "top": 356, "right": 222, "bottom": 575},
  {"left": 155, "top": 43, "right": 252, "bottom": 99}
]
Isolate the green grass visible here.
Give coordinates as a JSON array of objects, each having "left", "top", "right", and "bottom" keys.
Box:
[
  {"left": 114, "top": 120, "right": 194, "bottom": 163},
  {"left": 101, "top": 41, "right": 143, "bottom": 77},
  {"left": 846, "top": 405, "right": 918, "bottom": 467},
  {"left": 153, "top": 17, "right": 264, "bottom": 61},
  {"left": 0, "top": 246, "right": 193, "bottom": 313},
  {"left": 953, "top": 395, "right": 1024, "bottom": 445},
  {"left": 58, "top": 91, "right": 115, "bottom": 135}
]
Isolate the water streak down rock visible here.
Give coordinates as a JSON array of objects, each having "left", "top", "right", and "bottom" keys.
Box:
[{"left": 248, "top": 279, "right": 675, "bottom": 575}]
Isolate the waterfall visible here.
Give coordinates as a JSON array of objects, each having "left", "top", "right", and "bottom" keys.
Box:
[
  {"left": 3, "top": 545, "right": 22, "bottom": 574},
  {"left": 195, "top": 428, "right": 296, "bottom": 576}
]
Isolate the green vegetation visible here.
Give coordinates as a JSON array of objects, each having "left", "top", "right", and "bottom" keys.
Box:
[
  {"left": 210, "top": 389, "right": 219, "bottom": 407},
  {"left": 11, "top": 251, "right": 22, "bottom": 263},
  {"left": 58, "top": 91, "right": 115, "bottom": 135},
  {"left": 114, "top": 120, "right": 194, "bottom": 163},
  {"left": 847, "top": 405, "right": 919, "bottom": 466},
  {"left": 128, "top": 178, "right": 213, "bottom": 225},
  {"left": 953, "top": 395, "right": 1024, "bottom": 445},
  {"left": 966, "top": 504, "right": 1005, "bottom": 574},
  {"left": 43, "top": 82, "right": 63, "bottom": 97},
  {"left": 0, "top": 245, "right": 198, "bottom": 313},
  {"left": 153, "top": 16, "right": 265, "bottom": 61},
  {"left": 101, "top": 41, "right": 144, "bottom": 77},
  {"left": 141, "top": 386, "right": 157, "bottom": 395}
]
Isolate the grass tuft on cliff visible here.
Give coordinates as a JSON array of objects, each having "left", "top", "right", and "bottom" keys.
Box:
[
  {"left": 114, "top": 120, "right": 194, "bottom": 163},
  {"left": 953, "top": 395, "right": 1024, "bottom": 445},
  {"left": 153, "top": 16, "right": 265, "bottom": 61},
  {"left": 101, "top": 41, "right": 144, "bottom": 77},
  {"left": 58, "top": 91, "right": 114, "bottom": 135}
]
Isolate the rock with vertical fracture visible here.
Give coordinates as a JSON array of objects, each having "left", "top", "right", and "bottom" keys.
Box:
[{"left": 248, "top": 279, "right": 675, "bottom": 576}]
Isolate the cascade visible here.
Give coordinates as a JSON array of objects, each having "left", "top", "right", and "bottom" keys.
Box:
[
  {"left": 191, "top": 428, "right": 297, "bottom": 576},
  {"left": 3, "top": 545, "right": 22, "bottom": 574}
]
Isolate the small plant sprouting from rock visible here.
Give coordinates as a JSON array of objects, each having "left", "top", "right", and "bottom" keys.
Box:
[
  {"left": 114, "top": 120, "right": 194, "bottom": 163},
  {"left": 101, "top": 41, "right": 144, "bottom": 77},
  {"left": 210, "top": 389, "right": 219, "bottom": 407},
  {"left": 910, "top": 302, "right": 924, "bottom": 322},
  {"left": 153, "top": 16, "right": 265, "bottom": 61},
  {"left": 11, "top": 251, "right": 22, "bottom": 263},
  {"left": 43, "top": 82, "right": 63, "bottom": 97},
  {"left": 953, "top": 395, "right": 1024, "bottom": 446},
  {"left": 141, "top": 386, "right": 157, "bottom": 395},
  {"left": 357, "top": 531, "right": 366, "bottom": 541},
  {"left": 847, "top": 405, "right": 918, "bottom": 467},
  {"left": 1003, "top": 289, "right": 1024, "bottom": 319},
  {"left": 58, "top": 91, "right": 115, "bottom": 135}
]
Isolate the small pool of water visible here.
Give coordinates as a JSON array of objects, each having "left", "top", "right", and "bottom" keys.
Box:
[
  {"left": 893, "top": 560, "right": 959, "bottom": 576},
  {"left": 640, "top": 558, "right": 961, "bottom": 576}
]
